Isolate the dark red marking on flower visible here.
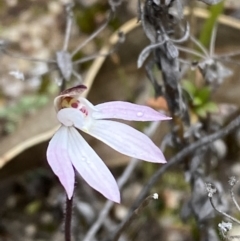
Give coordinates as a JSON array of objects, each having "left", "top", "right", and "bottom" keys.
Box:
[
  {"left": 71, "top": 102, "right": 78, "bottom": 108},
  {"left": 80, "top": 107, "right": 88, "bottom": 116}
]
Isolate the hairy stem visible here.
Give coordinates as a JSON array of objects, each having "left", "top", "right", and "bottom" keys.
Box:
[{"left": 65, "top": 195, "right": 73, "bottom": 241}]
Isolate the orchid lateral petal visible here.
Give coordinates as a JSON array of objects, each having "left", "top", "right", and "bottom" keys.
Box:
[
  {"left": 87, "top": 120, "right": 166, "bottom": 163},
  {"left": 93, "top": 101, "right": 171, "bottom": 121},
  {"left": 68, "top": 127, "right": 120, "bottom": 203},
  {"left": 46, "top": 126, "right": 75, "bottom": 199}
]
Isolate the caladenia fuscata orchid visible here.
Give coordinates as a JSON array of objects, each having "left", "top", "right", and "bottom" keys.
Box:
[{"left": 46, "top": 85, "right": 171, "bottom": 203}]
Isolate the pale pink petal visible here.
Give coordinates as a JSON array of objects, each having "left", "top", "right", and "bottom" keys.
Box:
[
  {"left": 67, "top": 127, "right": 120, "bottom": 203},
  {"left": 87, "top": 120, "right": 166, "bottom": 163},
  {"left": 93, "top": 101, "right": 171, "bottom": 121},
  {"left": 46, "top": 126, "right": 75, "bottom": 199}
]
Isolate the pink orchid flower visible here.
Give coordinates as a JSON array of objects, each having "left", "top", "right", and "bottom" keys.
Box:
[{"left": 47, "top": 85, "right": 171, "bottom": 203}]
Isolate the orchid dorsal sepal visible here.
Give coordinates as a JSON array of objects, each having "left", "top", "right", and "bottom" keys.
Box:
[{"left": 54, "top": 85, "right": 87, "bottom": 112}]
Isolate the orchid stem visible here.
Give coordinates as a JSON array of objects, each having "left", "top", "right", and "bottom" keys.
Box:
[{"left": 65, "top": 195, "right": 73, "bottom": 241}]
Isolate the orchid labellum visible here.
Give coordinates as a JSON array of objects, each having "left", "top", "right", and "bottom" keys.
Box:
[{"left": 46, "top": 85, "right": 171, "bottom": 203}]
